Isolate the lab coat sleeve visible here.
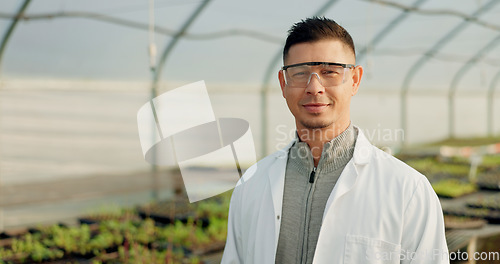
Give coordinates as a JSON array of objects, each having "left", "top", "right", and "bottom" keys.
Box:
[
  {"left": 221, "top": 188, "right": 243, "bottom": 264},
  {"left": 400, "top": 176, "right": 449, "bottom": 264}
]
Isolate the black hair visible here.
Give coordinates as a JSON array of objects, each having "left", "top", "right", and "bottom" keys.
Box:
[{"left": 283, "top": 16, "right": 355, "bottom": 63}]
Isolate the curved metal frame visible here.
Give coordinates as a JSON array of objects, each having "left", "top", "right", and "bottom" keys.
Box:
[
  {"left": 448, "top": 34, "right": 500, "bottom": 138},
  {"left": 363, "top": 0, "right": 500, "bottom": 32},
  {"left": 0, "top": 0, "right": 497, "bottom": 157},
  {"left": 488, "top": 70, "right": 500, "bottom": 136},
  {"left": 0, "top": 0, "right": 31, "bottom": 231},
  {"left": 357, "top": 0, "right": 427, "bottom": 62},
  {"left": 0, "top": 12, "right": 281, "bottom": 44},
  {"left": 259, "top": 0, "right": 341, "bottom": 158},
  {"left": 399, "top": 0, "right": 498, "bottom": 145},
  {"left": 0, "top": 0, "right": 213, "bottom": 202},
  {"left": 151, "top": 0, "right": 212, "bottom": 95},
  {"left": 0, "top": 0, "right": 31, "bottom": 75}
]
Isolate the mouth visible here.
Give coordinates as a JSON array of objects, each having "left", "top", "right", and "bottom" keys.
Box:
[{"left": 302, "top": 103, "right": 329, "bottom": 113}]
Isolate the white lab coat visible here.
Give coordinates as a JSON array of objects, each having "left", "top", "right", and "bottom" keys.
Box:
[{"left": 221, "top": 129, "right": 449, "bottom": 264}]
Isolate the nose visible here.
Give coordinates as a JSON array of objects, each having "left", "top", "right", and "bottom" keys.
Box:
[{"left": 305, "top": 72, "right": 325, "bottom": 95}]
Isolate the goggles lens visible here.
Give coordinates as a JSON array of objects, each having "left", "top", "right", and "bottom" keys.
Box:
[{"left": 283, "top": 62, "right": 354, "bottom": 88}]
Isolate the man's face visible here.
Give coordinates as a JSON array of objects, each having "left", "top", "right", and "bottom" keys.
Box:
[{"left": 279, "top": 39, "right": 363, "bottom": 133}]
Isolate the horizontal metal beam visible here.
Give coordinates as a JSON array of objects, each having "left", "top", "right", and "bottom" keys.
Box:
[{"left": 0, "top": 11, "right": 280, "bottom": 44}]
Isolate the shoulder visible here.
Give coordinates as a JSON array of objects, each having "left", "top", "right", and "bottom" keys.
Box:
[
  {"left": 369, "top": 145, "right": 437, "bottom": 205},
  {"left": 354, "top": 128, "right": 432, "bottom": 195},
  {"left": 355, "top": 128, "right": 423, "bottom": 179},
  {"left": 372, "top": 147, "right": 423, "bottom": 177},
  {"left": 369, "top": 145, "right": 429, "bottom": 185}
]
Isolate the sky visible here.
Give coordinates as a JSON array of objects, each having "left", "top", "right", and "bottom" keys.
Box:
[{"left": 1, "top": 0, "right": 500, "bottom": 92}]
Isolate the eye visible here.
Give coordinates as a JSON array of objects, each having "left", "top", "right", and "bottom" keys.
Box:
[
  {"left": 322, "top": 70, "right": 340, "bottom": 76},
  {"left": 289, "top": 68, "right": 311, "bottom": 79},
  {"left": 292, "top": 71, "right": 308, "bottom": 78},
  {"left": 323, "top": 70, "right": 336, "bottom": 75},
  {"left": 322, "top": 66, "right": 343, "bottom": 76}
]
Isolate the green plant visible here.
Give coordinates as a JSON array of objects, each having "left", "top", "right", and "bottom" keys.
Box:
[
  {"left": 195, "top": 199, "right": 229, "bottom": 219},
  {"left": 110, "top": 242, "right": 186, "bottom": 264},
  {"left": 467, "top": 194, "right": 500, "bottom": 210},
  {"left": 0, "top": 195, "right": 233, "bottom": 263},
  {"left": 4, "top": 233, "right": 64, "bottom": 263},
  {"left": 85, "top": 203, "right": 132, "bottom": 218},
  {"left": 206, "top": 216, "right": 228, "bottom": 242},
  {"left": 479, "top": 155, "right": 500, "bottom": 168},
  {"left": 406, "top": 157, "right": 472, "bottom": 179},
  {"left": 432, "top": 179, "right": 477, "bottom": 198},
  {"left": 48, "top": 224, "right": 91, "bottom": 255}
]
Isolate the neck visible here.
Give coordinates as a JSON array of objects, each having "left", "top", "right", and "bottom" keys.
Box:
[{"left": 296, "top": 122, "right": 350, "bottom": 167}]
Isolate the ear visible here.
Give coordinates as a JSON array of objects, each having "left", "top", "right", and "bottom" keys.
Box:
[
  {"left": 278, "top": 70, "right": 287, "bottom": 98},
  {"left": 351, "top": 65, "right": 363, "bottom": 96}
]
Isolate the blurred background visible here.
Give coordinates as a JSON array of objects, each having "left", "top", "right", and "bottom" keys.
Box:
[{"left": 1, "top": 0, "right": 500, "bottom": 263}]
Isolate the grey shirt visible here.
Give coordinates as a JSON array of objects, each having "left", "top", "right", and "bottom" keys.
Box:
[{"left": 275, "top": 125, "right": 358, "bottom": 264}]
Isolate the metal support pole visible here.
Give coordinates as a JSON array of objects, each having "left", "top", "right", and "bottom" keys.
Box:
[
  {"left": 148, "top": 0, "right": 211, "bottom": 201},
  {"left": 260, "top": 52, "right": 282, "bottom": 158},
  {"left": 467, "top": 236, "right": 478, "bottom": 264},
  {"left": 448, "top": 91, "right": 454, "bottom": 138},
  {"left": 148, "top": 0, "right": 160, "bottom": 201}
]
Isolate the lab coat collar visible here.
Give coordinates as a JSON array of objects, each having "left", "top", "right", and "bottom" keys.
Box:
[
  {"left": 322, "top": 128, "right": 373, "bottom": 220},
  {"left": 276, "top": 126, "right": 372, "bottom": 164},
  {"left": 352, "top": 128, "right": 372, "bottom": 165}
]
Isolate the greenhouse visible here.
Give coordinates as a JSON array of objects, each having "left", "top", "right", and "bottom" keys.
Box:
[{"left": 1, "top": 0, "right": 500, "bottom": 263}]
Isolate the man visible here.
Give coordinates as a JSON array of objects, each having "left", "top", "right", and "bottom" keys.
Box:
[{"left": 222, "top": 17, "right": 448, "bottom": 264}]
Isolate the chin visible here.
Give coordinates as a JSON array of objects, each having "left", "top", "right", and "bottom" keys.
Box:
[{"left": 300, "top": 119, "right": 333, "bottom": 130}]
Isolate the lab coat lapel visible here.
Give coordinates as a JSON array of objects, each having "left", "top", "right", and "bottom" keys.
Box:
[
  {"left": 267, "top": 141, "right": 293, "bottom": 251},
  {"left": 322, "top": 129, "right": 372, "bottom": 221}
]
